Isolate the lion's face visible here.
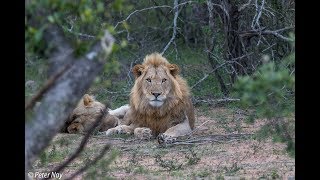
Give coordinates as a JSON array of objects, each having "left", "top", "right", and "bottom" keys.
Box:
[
  {"left": 67, "top": 121, "right": 84, "bottom": 133},
  {"left": 66, "top": 94, "right": 104, "bottom": 133},
  {"left": 142, "top": 66, "right": 172, "bottom": 107},
  {"left": 132, "top": 54, "right": 182, "bottom": 110}
]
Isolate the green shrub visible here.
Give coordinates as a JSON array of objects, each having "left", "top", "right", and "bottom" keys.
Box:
[{"left": 233, "top": 51, "right": 295, "bottom": 157}]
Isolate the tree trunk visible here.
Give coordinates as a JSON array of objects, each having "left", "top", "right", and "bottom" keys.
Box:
[
  {"left": 25, "top": 25, "right": 114, "bottom": 173},
  {"left": 222, "top": 0, "right": 249, "bottom": 83},
  {"left": 207, "top": 0, "right": 229, "bottom": 96}
]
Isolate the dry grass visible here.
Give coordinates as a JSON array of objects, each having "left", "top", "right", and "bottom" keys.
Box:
[{"left": 30, "top": 107, "right": 295, "bottom": 179}]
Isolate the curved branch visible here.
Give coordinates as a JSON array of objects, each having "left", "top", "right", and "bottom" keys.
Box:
[
  {"left": 51, "top": 109, "right": 108, "bottom": 174},
  {"left": 161, "top": 0, "right": 179, "bottom": 55},
  {"left": 25, "top": 25, "right": 114, "bottom": 173},
  {"left": 114, "top": 5, "right": 171, "bottom": 30},
  {"left": 65, "top": 144, "right": 111, "bottom": 180},
  {"left": 239, "top": 27, "right": 294, "bottom": 42}
]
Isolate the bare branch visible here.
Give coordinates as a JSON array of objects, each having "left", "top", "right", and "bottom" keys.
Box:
[
  {"left": 263, "top": 29, "right": 294, "bottom": 42},
  {"left": 51, "top": 108, "right": 108, "bottom": 174},
  {"left": 239, "top": 27, "right": 294, "bottom": 42},
  {"left": 251, "top": 0, "right": 265, "bottom": 30},
  {"left": 182, "top": 120, "right": 210, "bottom": 139},
  {"left": 114, "top": 5, "right": 171, "bottom": 30},
  {"left": 162, "top": 134, "right": 253, "bottom": 146},
  {"left": 151, "top": 0, "right": 171, "bottom": 21},
  {"left": 193, "top": 98, "right": 240, "bottom": 105},
  {"left": 46, "top": 26, "right": 74, "bottom": 77},
  {"left": 114, "top": 1, "right": 194, "bottom": 31},
  {"left": 25, "top": 62, "right": 72, "bottom": 111},
  {"left": 212, "top": 1, "right": 229, "bottom": 20},
  {"left": 239, "top": 0, "right": 252, "bottom": 11},
  {"left": 65, "top": 144, "right": 111, "bottom": 180},
  {"left": 25, "top": 25, "right": 115, "bottom": 172},
  {"left": 191, "top": 62, "right": 228, "bottom": 89},
  {"left": 64, "top": 26, "right": 95, "bottom": 40},
  {"left": 173, "top": 1, "right": 194, "bottom": 8},
  {"left": 161, "top": 0, "right": 179, "bottom": 55}
]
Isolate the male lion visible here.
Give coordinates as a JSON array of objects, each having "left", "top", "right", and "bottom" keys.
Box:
[
  {"left": 104, "top": 53, "right": 195, "bottom": 144},
  {"left": 64, "top": 94, "right": 130, "bottom": 134}
]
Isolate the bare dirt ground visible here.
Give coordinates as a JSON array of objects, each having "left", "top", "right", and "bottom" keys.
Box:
[{"left": 31, "top": 107, "right": 295, "bottom": 179}]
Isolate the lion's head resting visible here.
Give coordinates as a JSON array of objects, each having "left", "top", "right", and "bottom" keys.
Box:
[
  {"left": 131, "top": 53, "right": 189, "bottom": 113},
  {"left": 66, "top": 94, "right": 121, "bottom": 134}
]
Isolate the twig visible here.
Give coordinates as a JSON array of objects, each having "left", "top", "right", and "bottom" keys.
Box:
[
  {"left": 63, "top": 25, "right": 95, "bottom": 40},
  {"left": 169, "top": 133, "right": 254, "bottom": 146},
  {"left": 193, "top": 98, "right": 240, "bottom": 105},
  {"left": 262, "top": 43, "right": 276, "bottom": 52},
  {"left": 114, "top": 1, "right": 194, "bottom": 31},
  {"left": 65, "top": 144, "right": 111, "bottom": 180},
  {"left": 239, "top": 27, "right": 294, "bottom": 42},
  {"left": 161, "top": 0, "right": 179, "bottom": 55},
  {"left": 290, "top": 68, "right": 295, "bottom": 76},
  {"left": 151, "top": 0, "right": 171, "bottom": 21},
  {"left": 25, "top": 27, "right": 114, "bottom": 174},
  {"left": 103, "top": 90, "right": 130, "bottom": 94},
  {"left": 51, "top": 108, "right": 108, "bottom": 174},
  {"left": 251, "top": 0, "right": 265, "bottom": 30},
  {"left": 173, "top": 1, "right": 194, "bottom": 9},
  {"left": 211, "top": 1, "right": 229, "bottom": 21},
  {"left": 184, "top": 120, "right": 210, "bottom": 139},
  {"left": 263, "top": 29, "right": 294, "bottom": 42},
  {"left": 114, "top": 5, "right": 171, "bottom": 30},
  {"left": 191, "top": 50, "right": 252, "bottom": 89},
  {"left": 238, "top": 0, "right": 252, "bottom": 11},
  {"left": 25, "top": 63, "right": 72, "bottom": 111},
  {"left": 191, "top": 62, "right": 228, "bottom": 89}
]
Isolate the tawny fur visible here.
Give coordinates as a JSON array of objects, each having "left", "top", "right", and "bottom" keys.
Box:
[
  {"left": 64, "top": 94, "right": 129, "bottom": 134},
  {"left": 120, "top": 53, "right": 195, "bottom": 136},
  {"left": 109, "top": 104, "right": 130, "bottom": 118}
]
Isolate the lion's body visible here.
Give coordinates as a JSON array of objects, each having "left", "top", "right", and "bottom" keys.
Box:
[
  {"left": 64, "top": 94, "right": 129, "bottom": 134},
  {"left": 105, "top": 53, "right": 196, "bottom": 142},
  {"left": 124, "top": 97, "right": 195, "bottom": 136}
]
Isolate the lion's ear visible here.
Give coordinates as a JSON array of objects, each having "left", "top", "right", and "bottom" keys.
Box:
[
  {"left": 132, "top": 64, "right": 145, "bottom": 78},
  {"left": 168, "top": 64, "right": 180, "bottom": 77},
  {"left": 83, "top": 94, "right": 93, "bottom": 106}
]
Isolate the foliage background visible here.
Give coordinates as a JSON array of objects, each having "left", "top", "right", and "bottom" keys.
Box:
[{"left": 25, "top": 0, "right": 295, "bottom": 178}]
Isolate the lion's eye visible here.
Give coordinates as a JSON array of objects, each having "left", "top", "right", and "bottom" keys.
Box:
[
  {"left": 146, "top": 78, "right": 151, "bottom": 82},
  {"left": 162, "top": 78, "right": 167, "bottom": 83}
]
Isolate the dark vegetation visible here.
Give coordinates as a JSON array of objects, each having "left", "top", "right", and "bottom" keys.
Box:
[{"left": 25, "top": 0, "right": 295, "bottom": 178}]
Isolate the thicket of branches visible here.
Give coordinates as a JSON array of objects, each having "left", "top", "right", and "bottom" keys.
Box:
[{"left": 25, "top": 0, "right": 295, "bottom": 178}]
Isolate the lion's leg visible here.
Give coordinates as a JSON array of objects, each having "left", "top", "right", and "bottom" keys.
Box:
[
  {"left": 108, "top": 104, "right": 130, "bottom": 118},
  {"left": 157, "top": 116, "right": 192, "bottom": 144},
  {"left": 103, "top": 124, "right": 134, "bottom": 136},
  {"left": 134, "top": 127, "right": 153, "bottom": 140}
]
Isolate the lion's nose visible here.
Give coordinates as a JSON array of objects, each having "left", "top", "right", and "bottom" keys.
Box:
[{"left": 152, "top": 93, "right": 161, "bottom": 98}]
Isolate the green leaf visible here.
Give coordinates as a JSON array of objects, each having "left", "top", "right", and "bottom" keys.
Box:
[{"left": 112, "top": 0, "right": 123, "bottom": 11}]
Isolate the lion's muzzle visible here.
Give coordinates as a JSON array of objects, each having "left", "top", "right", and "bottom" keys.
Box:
[
  {"left": 149, "top": 92, "right": 165, "bottom": 107},
  {"left": 149, "top": 99, "right": 164, "bottom": 107}
]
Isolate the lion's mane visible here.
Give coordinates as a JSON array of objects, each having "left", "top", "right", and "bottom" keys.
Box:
[{"left": 126, "top": 53, "right": 195, "bottom": 135}]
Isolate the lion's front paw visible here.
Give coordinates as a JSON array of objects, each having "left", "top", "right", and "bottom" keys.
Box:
[
  {"left": 134, "top": 127, "right": 153, "bottom": 140},
  {"left": 104, "top": 126, "right": 126, "bottom": 136},
  {"left": 157, "top": 133, "right": 177, "bottom": 144}
]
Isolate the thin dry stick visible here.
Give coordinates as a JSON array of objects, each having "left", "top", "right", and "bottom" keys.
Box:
[
  {"left": 25, "top": 62, "right": 72, "bottom": 111},
  {"left": 65, "top": 144, "right": 111, "bottom": 180},
  {"left": 185, "top": 120, "right": 210, "bottom": 138},
  {"left": 161, "top": 0, "right": 179, "bottom": 55},
  {"left": 114, "top": 5, "right": 171, "bottom": 30},
  {"left": 51, "top": 108, "right": 108, "bottom": 174},
  {"left": 191, "top": 62, "right": 228, "bottom": 89},
  {"left": 172, "top": 133, "right": 254, "bottom": 145},
  {"left": 238, "top": 0, "right": 252, "bottom": 11}
]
